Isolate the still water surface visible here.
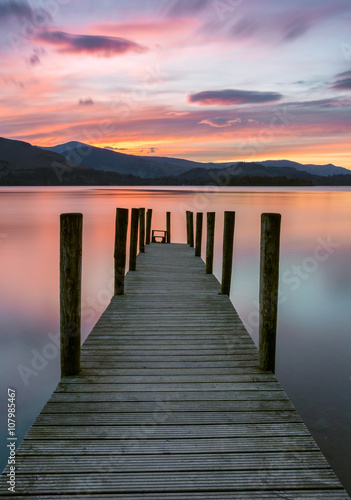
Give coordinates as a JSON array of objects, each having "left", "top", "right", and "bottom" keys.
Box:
[{"left": 0, "top": 186, "right": 350, "bottom": 492}]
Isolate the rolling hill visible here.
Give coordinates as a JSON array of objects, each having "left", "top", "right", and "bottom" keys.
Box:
[{"left": 1, "top": 137, "right": 351, "bottom": 186}]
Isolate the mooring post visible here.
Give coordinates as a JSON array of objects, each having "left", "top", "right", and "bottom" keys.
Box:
[
  {"left": 146, "top": 209, "right": 152, "bottom": 245},
  {"left": 60, "top": 213, "right": 82, "bottom": 377},
  {"left": 189, "top": 211, "right": 194, "bottom": 248},
  {"left": 221, "top": 211, "right": 235, "bottom": 295},
  {"left": 195, "top": 212, "right": 203, "bottom": 257},
  {"left": 166, "top": 212, "right": 171, "bottom": 243},
  {"left": 206, "top": 212, "right": 215, "bottom": 274},
  {"left": 114, "top": 208, "right": 129, "bottom": 295},
  {"left": 186, "top": 211, "right": 190, "bottom": 244},
  {"left": 259, "top": 213, "right": 281, "bottom": 372},
  {"left": 139, "top": 207, "right": 146, "bottom": 253},
  {"left": 129, "top": 208, "right": 139, "bottom": 271}
]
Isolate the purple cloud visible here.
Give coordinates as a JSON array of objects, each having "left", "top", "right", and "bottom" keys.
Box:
[
  {"left": 29, "top": 54, "right": 40, "bottom": 65},
  {"left": 79, "top": 98, "right": 94, "bottom": 106},
  {"left": 0, "top": 0, "right": 51, "bottom": 27},
  {"left": 0, "top": 1, "right": 33, "bottom": 20},
  {"left": 35, "top": 31, "right": 148, "bottom": 57},
  {"left": 188, "top": 89, "right": 283, "bottom": 106}
]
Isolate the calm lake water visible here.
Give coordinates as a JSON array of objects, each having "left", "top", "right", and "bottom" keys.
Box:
[{"left": 1, "top": 186, "right": 351, "bottom": 493}]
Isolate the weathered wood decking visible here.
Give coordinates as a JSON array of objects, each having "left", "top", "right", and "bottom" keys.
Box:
[{"left": 1, "top": 243, "right": 349, "bottom": 498}]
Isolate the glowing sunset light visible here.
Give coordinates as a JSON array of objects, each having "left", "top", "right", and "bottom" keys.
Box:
[{"left": 0, "top": 0, "right": 350, "bottom": 168}]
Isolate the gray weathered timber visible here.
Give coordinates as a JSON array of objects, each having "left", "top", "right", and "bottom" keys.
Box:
[
  {"left": 114, "top": 208, "right": 129, "bottom": 295},
  {"left": 1, "top": 243, "right": 348, "bottom": 499},
  {"left": 146, "top": 209, "right": 152, "bottom": 245},
  {"left": 259, "top": 213, "right": 281, "bottom": 372},
  {"left": 167, "top": 211, "right": 171, "bottom": 243},
  {"left": 195, "top": 212, "right": 203, "bottom": 257},
  {"left": 139, "top": 207, "right": 146, "bottom": 253},
  {"left": 129, "top": 208, "right": 139, "bottom": 271},
  {"left": 221, "top": 211, "right": 235, "bottom": 296},
  {"left": 206, "top": 212, "right": 215, "bottom": 274},
  {"left": 189, "top": 211, "right": 194, "bottom": 247},
  {"left": 186, "top": 211, "right": 190, "bottom": 244},
  {"left": 60, "top": 213, "right": 82, "bottom": 377}
]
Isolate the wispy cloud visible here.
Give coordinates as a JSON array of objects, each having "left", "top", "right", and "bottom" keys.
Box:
[
  {"left": 331, "top": 70, "right": 351, "bottom": 91},
  {"left": 164, "top": 0, "right": 210, "bottom": 17},
  {"left": 35, "top": 31, "right": 148, "bottom": 57},
  {"left": 188, "top": 89, "right": 283, "bottom": 106},
  {"left": 199, "top": 117, "right": 259, "bottom": 128}
]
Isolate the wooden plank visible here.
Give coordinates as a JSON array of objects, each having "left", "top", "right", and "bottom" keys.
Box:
[
  {"left": 58, "top": 374, "right": 277, "bottom": 383},
  {"left": 0, "top": 470, "right": 343, "bottom": 495},
  {"left": 40, "top": 400, "right": 301, "bottom": 412},
  {"left": 33, "top": 411, "right": 301, "bottom": 426},
  {"left": 14, "top": 450, "right": 330, "bottom": 473},
  {"left": 46, "top": 390, "right": 291, "bottom": 402},
  {"left": 5, "top": 492, "right": 349, "bottom": 499},
  {"left": 16, "top": 435, "right": 322, "bottom": 455}
]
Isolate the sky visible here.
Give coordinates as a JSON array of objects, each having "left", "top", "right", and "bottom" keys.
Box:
[{"left": 0, "top": 0, "right": 350, "bottom": 167}]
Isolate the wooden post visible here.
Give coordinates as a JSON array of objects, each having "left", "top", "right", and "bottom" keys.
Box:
[
  {"left": 221, "top": 211, "right": 235, "bottom": 295},
  {"left": 189, "top": 211, "right": 194, "bottom": 248},
  {"left": 60, "top": 213, "right": 82, "bottom": 377},
  {"left": 114, "top": 208, "right": 129, "bottom": 295},
  {"left": 206, "top": 212, "right": 215, "bottom": 274},
  {"left": 166, "top": 212, "right": 171, "bottom": 243},
  {"left": 139, "top": 208, "right": 145, "bottom": 253},
  {"left": 195, "top": 212, "right": 203, "bottom": 257},
  {"left": 146, "top": 209, "right": 152, "bottom": 245},
  {"left": 129, "top": 208, "right": 139, "bottom": 271},
  {"left": 186, "top": 211, "right": 190, "bottom": 244},
  {"left": 259, "top": 213, "right": 281, "bottom": 372}
]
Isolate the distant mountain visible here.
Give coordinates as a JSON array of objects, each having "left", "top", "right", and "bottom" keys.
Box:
[
  {"left": 0, "top": 137, "right": 139, "bottom": 185},
  {"left": 40, "top": 142, "right": 191, "bottom": 179},
  {"left": 2, "top": 137, "right": 351, "bottom": 186},
  {"left": 177, "top": 162, "right": 317, "bottom": 184},
  {"left": 39, "top": 141, "right": 350, "bottom": 178},
  {"left": 0, "top": 137, "right": 74, "bottom": 173},
  {"left": 261, "top": 160, "right": 350, "bottom": 177}
]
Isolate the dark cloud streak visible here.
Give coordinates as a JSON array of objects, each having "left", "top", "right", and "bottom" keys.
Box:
[
  {"left": 330, "top": 71, "right": 351, "bottom": 91},
  {"left": 35, "top": 31, "right": 148, "bottom": 57},
  {"left": 188, "top": 89, "right": 283, "bottom": 106},
  {"left": 79, "top": 98, "right": 94, "bottom": 106}
]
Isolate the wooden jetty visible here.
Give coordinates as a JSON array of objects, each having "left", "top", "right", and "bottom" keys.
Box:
[{"left": 1, "top": 211, "right": 349, "bottom": 498}]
